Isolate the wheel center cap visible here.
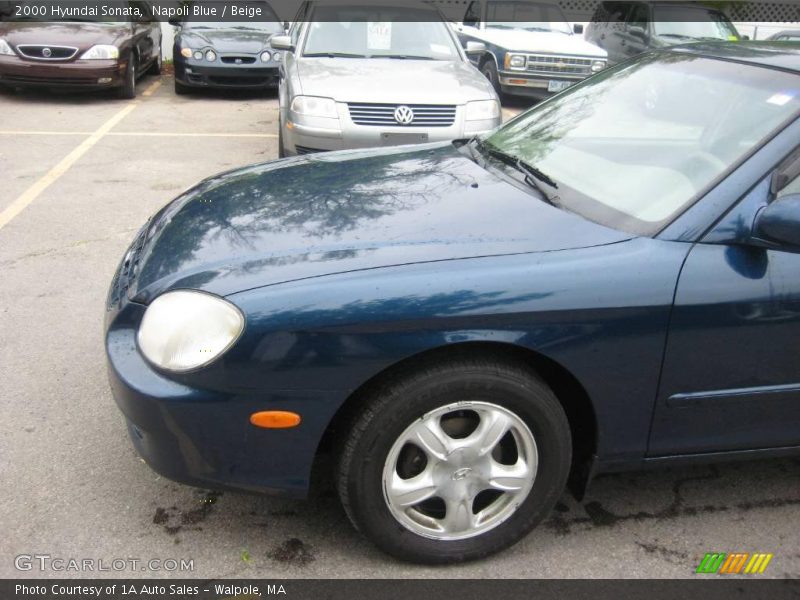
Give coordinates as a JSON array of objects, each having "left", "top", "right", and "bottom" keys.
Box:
[{"left": 451, "top": 467, "right": 473, "bottom": 481}]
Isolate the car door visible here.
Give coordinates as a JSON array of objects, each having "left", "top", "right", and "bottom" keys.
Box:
[
  {"left": 617, "top": 2, "right": 650, "bottom": 60},
  {"left": 650, "top": 149, "right": 800, "bottom": 455},
  {"left": 598, "top": 2, "right": 633, "bottom": 64},
  {"left": 456, "top": 0, "right": 484, "bottom": 64},
  {"left": 129, "top": 0, "right": 156, "bottom": 68}
]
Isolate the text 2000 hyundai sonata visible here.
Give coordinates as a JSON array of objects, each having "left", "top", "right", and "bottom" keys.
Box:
[{"left": 106, "top": 44, "right": 800, "bottom": 563}]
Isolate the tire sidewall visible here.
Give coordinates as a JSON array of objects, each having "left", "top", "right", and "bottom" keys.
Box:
[{"left": 343, "top": 368, "right": 571, "bottom": 563}]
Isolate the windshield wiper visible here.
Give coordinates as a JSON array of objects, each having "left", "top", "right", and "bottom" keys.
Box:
[
  {"left": 380, "top": 54, "right": 436, "bottom": 60},
  {"left": 473, "top": 139, "right": 559, "bottom": 204},
  {"left": 303, "top": 52, "right": 367, "bottom": 58},
  {"left": 659, "top": 33, "right": 695, "bottom": 40}
]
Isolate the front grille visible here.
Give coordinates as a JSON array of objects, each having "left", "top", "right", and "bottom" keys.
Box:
[
  {"left": 16, "top": 44, "right": 78, "bottom": 61},
  {"left": 107, "top": 224, "right": 149, "bottom": 308},
  {"left": 525, "top": 54, "right": 594, "bottom": 77},
  {"left": 1, "top": 74, "right": 98, "bottom": 85},
  {"left": 348, "top": 103, "right": 456, "bottom": 127},
  {"left": 221, "top": 56, "right": 256, "bottom": 64},
  {"left": 294, "top": 145, "right": 326, "bottom": 155}
]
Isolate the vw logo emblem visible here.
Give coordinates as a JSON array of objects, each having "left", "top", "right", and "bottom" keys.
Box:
[
  {"left": 393, "top": 105, "right": 414, "bottom": 125},
  {"left": 42, "top": 47, "right": 52, "bottom": 58}
]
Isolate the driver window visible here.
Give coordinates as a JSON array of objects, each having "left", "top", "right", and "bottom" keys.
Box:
[
  {"left": 776, "top": 148, "right": 800, "bottom": 199},
  {"left": 464, "top": 1, "right": 481, "bottom": 27}
]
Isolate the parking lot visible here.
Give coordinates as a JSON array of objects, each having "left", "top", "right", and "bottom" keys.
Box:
[{"left": 1, "top": 73, "right": 799, "bottom": 580}]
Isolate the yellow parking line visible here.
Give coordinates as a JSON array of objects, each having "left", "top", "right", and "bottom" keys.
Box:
[
  {"left": 142, "top": 79, "right": 161, "bottom": 97},
  {"left": 0, "top": 104, "right": 137, "bottom": 231}
]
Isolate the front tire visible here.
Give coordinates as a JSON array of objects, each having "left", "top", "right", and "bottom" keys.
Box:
[
  {"left": 119, "top": 56, "right": 136, "bottom": 99},
  {"left": 337, "top": 358, "right": 571, "bottom": 564},
  {"left": 481, "top": 58, "right": 502, "bottom": 98},
  {"left": 148, "top": 51, "right": 162, "bottom": 76},
  {"left": 174, "top": 78, "right": 189, "bottom": 96}
]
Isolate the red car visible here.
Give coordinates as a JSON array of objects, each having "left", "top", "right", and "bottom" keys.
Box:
[{"left": 0, "top": 1, "right": 161, "bottom": 98}]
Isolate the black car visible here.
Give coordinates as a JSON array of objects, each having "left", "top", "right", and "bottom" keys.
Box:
[
  {"left": 585, "top": 1, "right": 741, "bottom": 65},
  {"left": 171, "top": 5, "right": 284, "bottom": 94}
]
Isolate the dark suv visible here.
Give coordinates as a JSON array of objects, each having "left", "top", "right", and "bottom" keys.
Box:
[
  {"left": 585, "top": 2, "right": 741, "bottom": 65},
  {"left": 0, "top": 0, "right": 161, "bottom": 98}
]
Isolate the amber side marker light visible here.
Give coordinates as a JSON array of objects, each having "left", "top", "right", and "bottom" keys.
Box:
[{"left": 250, "top": 411, "right": 302, "bottom": 429}]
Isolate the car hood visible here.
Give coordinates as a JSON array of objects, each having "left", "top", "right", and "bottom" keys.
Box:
[
  {"left": 176, "top": 27, "right": 277, "bottom": 54},
  {"left": 295, "top": 58, "right": 495, "bottom": 103},
  {"left": 129, "top": 142, "right": 631, "bottom": 302},
  {"left": 478, "top": 29, "right": 607, "bottom": 57},
  {"left": 0, "top": 22, "right": 131, "bottom": 53}
]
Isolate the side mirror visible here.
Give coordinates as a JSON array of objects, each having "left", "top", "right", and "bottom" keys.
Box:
[
  {"left": 753, "top": 195, "right": 800, "bottom": 248},
  {"left": 741, "top": 34, "right": 750, "bottom": 41},
  {"left": 573, "top": 24, "right": 584, "bottom": 35},
  {"left": 465, "top": 41, "right": 486, "bottom": 54},
  {"left": 168, "top": 17, "right": 181, "bottom": 27},
  {"left": 628, "top": 25, "right": 647, "bottom": 40},
  {"left": 270, "top": 35, "right": 294, "bottom": 51},
  {"left": 463, "top": 20, "right": 478, "bottom": 28}
]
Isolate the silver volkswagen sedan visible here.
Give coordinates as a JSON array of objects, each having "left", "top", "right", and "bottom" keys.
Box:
[{"left": 270, "top": 1, "right": 502, "bottom": 156}]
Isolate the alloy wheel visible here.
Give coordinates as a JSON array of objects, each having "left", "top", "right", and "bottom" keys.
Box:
[{"left": 382, "top": 401, "right": 538, "bottom": 540}]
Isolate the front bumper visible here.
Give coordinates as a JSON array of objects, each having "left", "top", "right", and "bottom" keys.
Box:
[
  {"left": 105, "top": 297, "right": 343, "bottom": 498},
  {"left": 0, "top": 55, "right": 125, "bottom": 88},
  {"left": 497, "top": 70, "right": 585, "bottom": 98},
  {"left": 282, "top": 102, "right": 500, "bottom": 156},
  {"left": 175, "top": 56, "right": 279, "bottom": 89}
]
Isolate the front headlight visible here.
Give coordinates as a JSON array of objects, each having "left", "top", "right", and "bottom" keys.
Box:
[
  {"left": 180, "top": 47, "right": 193, "bottom": 58},
  {"left": 205, "top": 49, "right": 217, "bottom": 62},
  {"left": 591, "top": 60, "right": 607, "bottom": 72},
  {"left": 80, "top": 45, "right": 119, "bottom": 60},
  {"left": 505, "top": 53, "right": 526, "bottom": 70},
  {"left": 466, "top": 99, "right": 501, "bottom": 121},
  {"left": 137, "top": 290, "right": 244, "bottom": 373},
  {"left": 0, "top": 39, "right": 15, "bottom": 56},
  {"left": 290, "top": 95, "right": 338, "bottom": 118}
]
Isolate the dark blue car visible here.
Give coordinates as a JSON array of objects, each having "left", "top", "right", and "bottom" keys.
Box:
[{"left": 106, "top": 43, "right": 800, "bottom": 564}]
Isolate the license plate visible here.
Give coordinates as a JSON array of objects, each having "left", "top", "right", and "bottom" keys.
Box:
[
  {"left": 548, "top": 80, "right": 573, "bottom": 93},
  {"left": 380, "top": 132, "right": 429, "bottom": 146}
]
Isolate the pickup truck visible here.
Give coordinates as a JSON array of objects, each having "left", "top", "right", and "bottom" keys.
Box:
[{"left": 454, "top": 0, "right": 608, "bottom": 98}]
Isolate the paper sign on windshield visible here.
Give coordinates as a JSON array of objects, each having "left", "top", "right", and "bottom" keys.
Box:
[{"left": 367, "top": 22, "right": 392, "bottom": 50}]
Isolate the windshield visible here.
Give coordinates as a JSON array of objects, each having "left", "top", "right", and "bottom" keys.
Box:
[
  {"left": 483, "top": 55, "right": 800, "bottom": 235},
  {"left": 485, "top": 2, "right": 571, "bottom": 34},
  {"left": 184, "top": 21, "right": 283, "bottom": 33},
  {"left": 303, "top": 7, "right": 459, "bottom": 59},
  {"left": 653, "top": 8, "right": 739, "bottom": 40}
]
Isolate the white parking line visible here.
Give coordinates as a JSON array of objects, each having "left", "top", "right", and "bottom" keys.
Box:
[
  {"left": 0, "top": 131, "right": 278, "bottom": 138},
  {"left": 0, "top": 80, "right": 162, "bottom": 231}
]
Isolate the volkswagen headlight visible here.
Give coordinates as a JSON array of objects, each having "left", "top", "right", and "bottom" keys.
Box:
[
  {"left": 205, "top": 50, "right": 217, "bottom": 62},
  {"left": 180, "top": 47, "right": 193, "bottom": 58},
  {"left": 80, "top": 45, "right": 119, "bottom": 60},
  {"left": 138, "top": 291, "right": 244, "bottom": 372},
  {"left": 466, "top": 99, "right": 501, "bottom": 121},
  {"left": 0, "top": 39, "right": 15, "bottom": 56},
  {"left": 290, "top": 95, "right": 338, "bottom": 118}
]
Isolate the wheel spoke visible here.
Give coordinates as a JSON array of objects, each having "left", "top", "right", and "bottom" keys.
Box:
[
  {"left": 409, "top": 417, "right": 453, "bottom": 461},
  {"left": 487, "top": 458, "right": 530, "bottom": 492},
  {"left": 442, "top": 497, "right": 475, "bottom": 533},
  {"left": 387, "top": 470, "right": 438, "bottom": 507},
  {"left": 470, "top": 409, "right": 512, "bottom": 456}
]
